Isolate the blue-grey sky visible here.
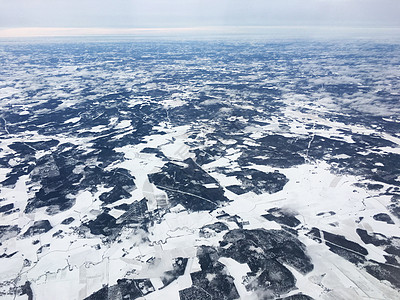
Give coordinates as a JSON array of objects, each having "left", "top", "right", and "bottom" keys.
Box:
[
  {"left": 1, "top": 0, "right": 400, "bottom": 28},
  {"left": 0, "top": 0, "right": 399, "bottom": 36}
]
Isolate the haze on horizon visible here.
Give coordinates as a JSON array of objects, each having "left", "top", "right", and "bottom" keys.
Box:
[{"left": 0, "top": 0, "right": 399, "bottom": 37}]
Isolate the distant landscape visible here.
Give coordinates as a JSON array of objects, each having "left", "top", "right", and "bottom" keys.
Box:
[{"left": 0, "top": 39, "right": 399, "bottom": 299}]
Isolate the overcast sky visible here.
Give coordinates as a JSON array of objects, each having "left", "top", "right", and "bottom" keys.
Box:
[{"left": 0, "top": 0, "right": 399, "bottom": 36}]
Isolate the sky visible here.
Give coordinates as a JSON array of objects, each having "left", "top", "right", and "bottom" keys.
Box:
[{"left": 0, "top": 0, "right": 399, "bottom": 37}]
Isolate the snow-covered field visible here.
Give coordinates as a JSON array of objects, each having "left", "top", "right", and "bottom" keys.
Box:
[{"left": 0, "top": 39, "right": 399, "bottom": 300}]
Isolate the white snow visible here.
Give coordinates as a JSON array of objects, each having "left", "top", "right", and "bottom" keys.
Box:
[{"left": 63, "top": 117, "right": 81, "bottom": 124}]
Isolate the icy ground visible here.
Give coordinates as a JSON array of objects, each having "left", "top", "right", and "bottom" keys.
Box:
[{"left": 0, "top": 39, "right": 399, "bottom": 299}]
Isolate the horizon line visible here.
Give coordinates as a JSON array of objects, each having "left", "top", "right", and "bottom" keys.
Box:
[{"left": 1, "top": 26, "right": 400, "bottom": 38}]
